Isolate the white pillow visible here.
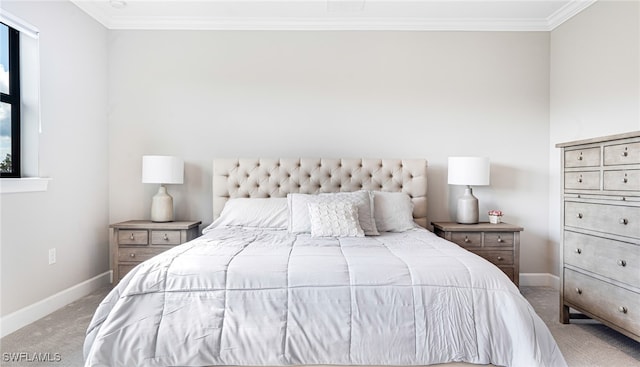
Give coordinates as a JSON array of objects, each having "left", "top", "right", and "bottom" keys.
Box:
[
  {"left": 372, "top": 191, "right": 416, "bottom": 232},
  {"left": 308, "top": 202, "right": 364, "bottom": 237},
  {"left": 203, "top": 198, "right": 288, "bottom": 232},
  {"left": 287, "top": 191, "right": 379, "bottom": 235}
]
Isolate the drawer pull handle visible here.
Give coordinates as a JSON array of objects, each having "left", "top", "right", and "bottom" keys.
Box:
[
  {"left": 129, "top": 253, "right": 135, "bottom": 258},
  {"left": 622, "top": 177, "right": 628, "bottom": 183},
  {"left": 163, "top": 233, "right": 169, "bottom": 241},
  {"left": 617, "top": 259, "right": 627, "bottom": 267},
  {"left": 620, "top": 218, "right": 629, "bottom": 225},
  {"left": 578, "top": 177, "right": 583, "bottom": 183},
  {"left": 575, "top": 288, "right": 582, "bottom": 295},
  {"left": 578, "top": 155, "right": 583, "bottom": 161},
  {"left": 497, "top": 256, "right": 503, "bottom": 261},
  {"left": 576, "top": 213, "right": 583, "bottom": 219},
  {"left": 497, "top": 236, "right": 503, "bottom": 243},
  {"left": 622, "top": 151, "right": 628, "bottom": 157},
  {"left": 575, "top": 248, "right": 582, "bottom": 254},
  {"left": 618, "top": 306, "right": 628, "bottom": 314},
  {"left": 464, "top": 237, "right": 470, "bottom": 243},
  {"left": 129, "top": 233, "right": 134, "bottom": 240}
]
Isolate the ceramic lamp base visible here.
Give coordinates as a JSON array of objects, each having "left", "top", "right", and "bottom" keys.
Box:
[
  {"left": 456, "top": 186, "right": 479, "bottom": 224},
  {"left": 151, "top": 185, "right": 174, "bottom": 222}
]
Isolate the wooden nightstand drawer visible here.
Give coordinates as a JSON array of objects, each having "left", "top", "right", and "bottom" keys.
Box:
[
  {"left": 604, "top": 142, "right": 640, "bottom": 166},
  {"left": 484, "top": 232, "right": 514, "bottom": 247},
  {"left": 564, "top": 171, "right": 600, "bottom": 190},
  {"left": 151, "top": 230, "right": 181, "bottom": 245},
  {"left": 431, "top": 222, "right": 522, "bottom": 288},
  {"left": 499, "top": 266, "right": 515, "bottom": 281},
  {"left": 565, "top": 147, "right": 601, "bottom": 168},
  {"left": 110, "top": 220, "right": 201, "bottom": 284},
  {"left": 118, "top": 264, "right": 137, "bottom": 280},
  {"left": 451, "top": 232, "right": 482, "bottom": 247},
  {"left": 476, "top": 250, "right": 514, "bottom": 266},
  {"left": 118, "top": 247, "right": 165, "bottom": 262},
  {"left": 118, "top": 230, "right": 148, "bottom": 245}
]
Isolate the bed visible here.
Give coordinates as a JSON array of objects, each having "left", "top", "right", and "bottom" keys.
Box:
[{"left": 84, "top": 158, "right": 566, "bottom": 367}]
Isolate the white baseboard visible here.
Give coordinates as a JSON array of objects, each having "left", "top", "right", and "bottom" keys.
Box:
[
  {"left": 520, "top": 272, "right": 560, "bottom": 290},
  {"left": 0, "top": 271, "right": 111, "bottom": 338}
]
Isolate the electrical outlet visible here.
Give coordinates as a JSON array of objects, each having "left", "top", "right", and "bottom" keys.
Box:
[{"left": 48, "top": 248, "right": 56, "bottom": 265}]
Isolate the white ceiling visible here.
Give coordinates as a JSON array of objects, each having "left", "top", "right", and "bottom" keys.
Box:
[{"left": 70, "top": 0, "right": 597, "bottom": 31}]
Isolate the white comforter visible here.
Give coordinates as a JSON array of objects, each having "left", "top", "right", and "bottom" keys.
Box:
[{"left": 84, "top": 227, "right": 566, "bottom": 367}]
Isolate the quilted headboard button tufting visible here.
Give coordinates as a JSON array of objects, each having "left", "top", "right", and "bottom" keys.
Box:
[{"left": 213, "top": 158, "right": 428, "bottom": 228}]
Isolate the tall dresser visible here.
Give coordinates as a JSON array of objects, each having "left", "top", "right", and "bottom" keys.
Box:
[{"left": 556, "top": 131, "right": 640, "bottom": 342}]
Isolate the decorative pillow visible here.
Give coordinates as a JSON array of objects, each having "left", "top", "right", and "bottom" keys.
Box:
[
  {"left": 308, "top": 202, "right": 364, "bottom": 237},
  {"left": 372, "top": 191, "right": 416, "bottom": 232},
  {"left": 203, "top": 197, "right": 288, "bottom": 232},
  {"left": 287, "top": 191, "right": 379, "bottom": 235}
]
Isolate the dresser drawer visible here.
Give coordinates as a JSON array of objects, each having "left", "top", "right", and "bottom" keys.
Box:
[
  {"left": 151, "top": 230, "right": 181, "bottom": 245},
  {"left": 604, "top": 142, "right": 640, "bottom": 166},
  {"left": 118, "top": 247, "right": 164, "bottom": 262},
  {"left": 564, "top": 269, "right": 640, "bottom": 336},
  {"left": 118, "top": 230, "right": 148, "bottom": 245},
  {"left": 451, "top": 232, "right": 482, "bottom": 247},
  {"left": 475, "top": 250, "right": 513, "bottom": 266},
  {"left": 484, "top": 232, "right": 514, "bottom": 247},
  {"left": 603, "top": 170, "right": 640, "bottom": 191},
  {"left": 565, "top": 147, "right": 601, "bottom": 168},
  {"left": 564, "top": 231, "right": 640, "bottom": 287},
  {"left": 564, "top": 171, "right": 600, "bottom": 190},
  {"left": 565, "top": 201, "right": 640, "bottom": 239}
]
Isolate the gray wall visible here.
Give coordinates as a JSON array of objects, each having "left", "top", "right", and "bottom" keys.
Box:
[
  {"left": 549, "top": 0, "right": 640, "bottom": 274},
  {"left": 2, "top": 0, "right": 638, "bottom": 320},
  {"left": 0, "top": 1, "right": 109, "bottom": 316},
  {"left": 108, "top": 30, "right": 552, "bottom": 274}
]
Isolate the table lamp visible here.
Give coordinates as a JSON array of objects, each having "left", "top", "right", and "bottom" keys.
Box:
[
  {"left": 448, "top": 157, "right": 490, "bottom": 224},
  {"left": 142, "top": 155, "right": 184, "bottom": 222}
]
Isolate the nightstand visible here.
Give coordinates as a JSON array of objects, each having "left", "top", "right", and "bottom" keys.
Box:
[
  {"left": 110, "top": 220, "right": 201, "bottom": 284},
  {"left": 432, "top": 222, "right": 523, "bottom": 287}
]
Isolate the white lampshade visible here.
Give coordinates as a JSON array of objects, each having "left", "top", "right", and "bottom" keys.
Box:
[
  {"left": 142, "top": 156, "right": 184, "bottom": 184},
  {"left": 447, "top": 157, "right": 490, "bottom": 186}
]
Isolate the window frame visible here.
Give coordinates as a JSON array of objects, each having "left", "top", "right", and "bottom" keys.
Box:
[{"left": 1, "top": 23, "right": 21, "bottom": 178}]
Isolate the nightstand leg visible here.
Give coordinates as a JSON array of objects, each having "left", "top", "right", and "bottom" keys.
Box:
[{"left": 560, "top": 304, "right": 570, "bottom": 324}]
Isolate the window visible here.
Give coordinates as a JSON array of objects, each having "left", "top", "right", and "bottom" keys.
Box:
[
  {"left": 0, "top": 11, "right": 47, "bottom": 193},
  {"left": 0, "top": 22, "right": 20, "bottom": 177}
]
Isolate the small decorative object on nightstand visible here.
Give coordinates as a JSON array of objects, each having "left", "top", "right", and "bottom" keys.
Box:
[
  {"left": 110, "top": 220, "right": 201, "bottom": 283},
  {"left": 488, "top": 210, "right": 503, "bottom": 224},
  {"left": 432, "top": 221, "right": 523, "bottom": 287}
]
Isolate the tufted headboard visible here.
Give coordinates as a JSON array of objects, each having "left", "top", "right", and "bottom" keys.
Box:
[{"left": 212, "top": 158, "right": 428, "bottom": 228}]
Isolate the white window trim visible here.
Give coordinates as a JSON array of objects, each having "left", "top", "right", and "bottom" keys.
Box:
[
  {"left": 0, "top": 177, "right": 50, "bottom": 193},
  {"left": 0, "top": 10, "right": 39, "bottom": 39}
]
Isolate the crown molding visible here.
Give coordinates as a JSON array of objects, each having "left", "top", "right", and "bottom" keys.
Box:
[
  {"left": 104, "top": 16, "right": 553, "bottom": 32},
  {"left": 546, "top": 0, "right": 597, "bottom": 30},
  {"left": 70, "top": 0, "right": 597, "bottom": 32},
  {"left": 70, "top": 1, "right": 112, "bottom": 28}
]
